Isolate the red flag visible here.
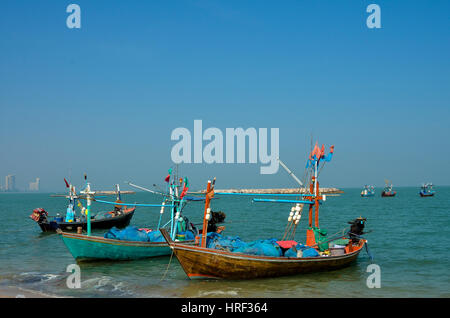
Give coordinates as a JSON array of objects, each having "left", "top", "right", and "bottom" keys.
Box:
[
  {"left": 311, "top": 142, "right": 321, "bottom": 160},
  {"left": 164, "top": 174, "right": 170, "bottom": 182},
  {"left": 180, "top": 177, "right": 189, "bottom": 199},
  {"left": 64, "top": 178, "right": 70, "bottom": 188},
  {"left": 180, "top": 186, "right": 189, "bottom": 200}
]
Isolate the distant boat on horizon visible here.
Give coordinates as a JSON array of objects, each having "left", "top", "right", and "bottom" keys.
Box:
[
  {"left": 361, "top": 185, "right": 375, "bottom": 197},
  {"left": 419, "top": 183, "right": 435, "bottom": 197},
  {"left": 381, "top": 179, "right": 396, "bottom": 197}
]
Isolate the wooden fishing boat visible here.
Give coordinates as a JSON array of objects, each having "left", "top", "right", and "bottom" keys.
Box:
[
  {"left": 163, "top": 143, "right": 370, "bottom": 280},
  {"left": 59, "top": 169, "right": 216, "bottom": 262},
  {"left": 161, "top": 230, "right": 365, "bottom": 279},
  {"left": 381, "top": 180, "right": 396, "bottom": 197},
  {"left": 419, "top": 183, "right": 435, "bottom": 197},
  {"left": 30, "top": 178, "right": 135, "bottom": 233}
]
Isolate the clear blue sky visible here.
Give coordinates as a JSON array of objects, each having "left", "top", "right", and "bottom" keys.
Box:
[{"left": 1, "top": 0, "right": 449, "bottom": 192}]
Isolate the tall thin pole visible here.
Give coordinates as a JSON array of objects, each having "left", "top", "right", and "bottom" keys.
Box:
[
  {"left": 157, "top": 201, "right": 165, "bottom": 229},
  {"left": 169, "top": 182, "right": 174, "bottom": 237},
  {"left": 201, "top": 180, "right": 213, "bottom": 247},
  {"left": 84, "top": 183, "right": 93, "bottom": 236}
]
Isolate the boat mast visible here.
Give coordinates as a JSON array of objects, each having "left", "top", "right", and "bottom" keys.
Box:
[
  {"left": 314, "top": 160, "right": 320, "bottom": 228},
  {"left": 81, "top": 182, "right": 94, "bottom": 236},
  {"left": 201, "top": 178, "right": 215, "bottom": 248}
]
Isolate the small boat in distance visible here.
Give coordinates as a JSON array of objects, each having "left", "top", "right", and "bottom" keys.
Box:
[
  {"left": 419, "top": 183, "right": 435, "bottom": 197},
  {"left": 30, "top": 176, "right": 135, "bottom": 232},
  {"left": 381, "top": 180, "right": 396, "bottom": 197},
  {"left": 361, "top": 185, "right": 375, "bottom": 197}
]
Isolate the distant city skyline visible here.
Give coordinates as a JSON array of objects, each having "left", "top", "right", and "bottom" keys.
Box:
[
  {"left": 1, "top": 1, "right": 449, "bottom": 192},
  {"left": 0, "top": 174, "right": 41, "bottom": 192}
]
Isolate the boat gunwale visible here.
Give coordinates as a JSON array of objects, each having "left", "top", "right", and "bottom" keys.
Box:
[
  {"left": 41, "top": 207, "right": 136, "bottom": 227},
  {"left": 169, "top": 240, "right": 366, "bottom": 263},
  {"left": 61, "top": 231, "right": 195, "bottom": 247}
]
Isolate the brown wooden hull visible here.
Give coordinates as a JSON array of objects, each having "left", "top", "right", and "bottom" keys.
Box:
[{"left": 161, "top": 230, "right": 365, "bottom": 280}]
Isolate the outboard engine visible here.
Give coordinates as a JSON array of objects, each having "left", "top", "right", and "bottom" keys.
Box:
[
  {"left": 207, "top": 211, "right": 226, "bottom": 233},
  {"left": 30, "top": 208, "right": 48, "bottom": 224},
  {"left": 348, "top": 217, "right": 366, "bottom": 243}
]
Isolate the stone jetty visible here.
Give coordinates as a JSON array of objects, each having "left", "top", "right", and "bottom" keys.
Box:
[{"left": 193, "top": 187, "right": 343, "bottom": 194}]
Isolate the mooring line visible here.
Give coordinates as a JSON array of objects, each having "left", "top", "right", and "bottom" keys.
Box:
[{"left": 160, "top": 250, "right": 174, "bottom": 282}]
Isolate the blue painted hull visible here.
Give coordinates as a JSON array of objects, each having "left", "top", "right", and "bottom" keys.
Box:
[{"left": 60, "top": 232, "right": 194, "bottom": 261}]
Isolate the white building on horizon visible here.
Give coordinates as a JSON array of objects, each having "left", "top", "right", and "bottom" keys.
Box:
[
  {"left": 29, "top": 178, "right": 40, "bottom": 191},
  {"left": 5, "top": 175, "right": 16, "bottom": 192}
]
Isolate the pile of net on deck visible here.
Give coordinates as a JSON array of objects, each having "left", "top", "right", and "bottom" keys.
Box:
[
  {"left": 205, "top": 232, "right": 321, "bottom": 258},
  {"left": 104, "top": 226, "right": 195, "bottom": 242}
]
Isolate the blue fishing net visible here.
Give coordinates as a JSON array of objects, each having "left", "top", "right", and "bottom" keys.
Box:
[
  {"left": 103, "top": 226, "right": 154, "bottom": 242},
  {"left": 147, "top": 230, "right": 165, "bottom": 242},
  {"left": 284, "top": 244, "right": 320, "bottom": 258},
  {"left": 233, "top": 238, "right": 283, "bottom": 257},
  {"left": 121, "top": 226, "right": 149, "bottom": 241},
  {"left": 207, "top": 233, "right": 246, "bottom": 251},
  {"left": 104, "top": 226, "right": 194, "bottom": 243},
  {"left": 206, "top": 233, "right": 283, "bottom": 257}
]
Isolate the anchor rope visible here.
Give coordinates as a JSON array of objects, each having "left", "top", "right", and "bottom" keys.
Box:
[{"left": 160, "top": 250, "right": 175, "bottom": 282}]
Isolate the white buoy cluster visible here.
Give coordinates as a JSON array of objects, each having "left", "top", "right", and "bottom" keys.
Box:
[
  {"left": 160, "top": 201, "right": 166, "bottom": 215},
  {"left": 288, "top": 204, "right": 303, "bottom": 225}
]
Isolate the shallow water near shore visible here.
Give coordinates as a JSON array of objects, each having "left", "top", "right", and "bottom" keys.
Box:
[{"left": 1, "top": 187, "right": 449, "bottom": 298}]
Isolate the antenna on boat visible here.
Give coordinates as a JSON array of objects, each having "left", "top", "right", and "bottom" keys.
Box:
[{"left": 125, "top": 181, "right": 167, "bottom": 196}]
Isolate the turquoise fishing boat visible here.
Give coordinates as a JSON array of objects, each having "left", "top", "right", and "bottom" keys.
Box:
[
  {"left": 59, "top": 169, "right": 200, "bottom": 261},
  {"left": 361, "top": 185, "right": 375, "bottom": 197},
  {"left": 419, "top": 183, "right": 435, "bottom": 197},
  {"left": 60, "top": 232, "right": 174, "bottom": 261}
]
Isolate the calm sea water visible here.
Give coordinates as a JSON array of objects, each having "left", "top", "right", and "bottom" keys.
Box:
[{"left": 0, "top": 187, "right": 449, "bottom": 298}]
